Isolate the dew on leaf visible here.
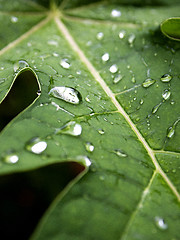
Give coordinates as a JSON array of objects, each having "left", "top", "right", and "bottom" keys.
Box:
[
  {"left": 152, "top": 102, "right": 162, "bottom": 114},
  {"left": 113, "top": 149, "right": 127, "bottom": 157},
  {"left": 85, "top": 96, "right": 91, "bottom": 102},
  {"left": 142, "top": 78, "right": 156, "bottom": 88},
  {"left": 3, "top": 151, "right": 19, "bottom": 164},
  {"left": 102, "top": 53, "right": 110, "bottom": 62},
  {"left": 131, "top": 76, "right": 136, "bottom": 83},
  {"left": 111, "top": 9, "right": 121, "bottom": 17},
  {"left": 98, "top": 129, "right": 105, "bottom": 135},
  {"left": 140, "top": 99, "right": 144, "bottom": 105},
  {"left": 60, "top": 59, "right": 71, "bottom": 69},
  {"left": 49, "top": 86, "right": 82, "bottom": 105},
  {"left": 170, "top": 100, "right": 175, "bottom": 105},
  {"left": 128, "top": 34, "right": 136, "bottom": 46},
  {"left": 85, "top": 142, "right": 94, "bottom": 152},
  {"left": 155, "top": 217, "right": 168, "bottom": 230},
  {"left": 162, "top": 89, "right": 171, "bottom": 100},
  {"left": 160, "top": 74, "right": 172, "bottom": 82},
  {"left": 109, "top": 64, "right": 118, "bottom": 73},
  {"left": 113, "top": 74, "right": 123, "bottom": 84},
  {"left": 11, "top": 16, "right": 18, "bottom": 23},
  {"left": 55, "top": 121, "right": 82, "bottom": 136},
  {"left": 26, "top": 137, "right": 47, "bottom": 154},
  {"left": 76, "top": 155, "right": 91, "bottom": 167},
  {"left": 119, "top": 30, "right": 126, "bottom": 39},
  {"left": 47, "top": 40, "right": 58, "bottom": 46},
  {"left": 14, "top": 60, "right": 29, "bottom": 72},
  {"left": 96, "top": 32, "right": 104, "bottom": 40},
  {"left": 167, "top": 118, "right": 180, "bottom": 138}
]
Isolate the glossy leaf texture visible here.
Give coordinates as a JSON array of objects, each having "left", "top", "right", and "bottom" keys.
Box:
[
  {"left": 161, "top": 17, "right": 180, "bottom": 41},
  {"left": 0, "top": 1, "right": 179, "bottom": 240}
]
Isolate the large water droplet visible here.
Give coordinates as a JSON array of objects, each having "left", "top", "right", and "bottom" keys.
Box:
[
  {"left": 160, "top": 74, "right": 172, "bottom": 82},
  {"left": 3, "top": 151, "right": 19, "bottom": 164},
  {"left": 119, "top": 30, "right": 126, "bottom": 39},
  {"left": 113, "top": 74, "right": 123, "bottom": 84},
  {"left": 155, "top": 217, "right": 168, "bottom": 230},
  {"left": 113, "top": 149, "right": 127, "bottom": 157},
  {"left": 14, "top": 60, "right": 29, "bottom": 72},
  {"left": 111, "top": 9, "right": 121, "bottom": 17},
  {"left": 76, "top": 155, "right": 91, "bottom": 167},
  {"left": 102, "top": 53, "right": 109, "bottom": 62},
  {"left": 152, "top": 102, "right": 162, "bottom": 114},
  {"left": 162, "top": 89, "right": 171, "bottom": 100},
  {"left": 96, "top": 32, "right": 104, "bottom": 40},
  {"left": 60, "top": 59, "right": 71, "bottom": 69},
  {"left": 49, "top": 86, "right": 82, "bottom": 105},
  {"left": 55, "top": 121, "right": 82, "bottom": 136},
  {"left": 26, "top": 137, "right": 47, "bottom": 154},
  {"left": 109, "top": 64, "right": 118, "bottom": 73},
  {"left": 142, "top": 78, "right": 156, "bottom": 88},
  {"left": 85, "top": 142, "right": 94, "bottom": 152}
]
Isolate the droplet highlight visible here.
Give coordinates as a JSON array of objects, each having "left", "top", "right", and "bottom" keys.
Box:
[
  {"left": 55, "top": 121, "right": 82, "bottom": 136},
  {"left": 102, "top": 53, "right": 109, "bottom": 62},
  {"left": 155, "top": 217, "right": 168, "bottom": 230},
  {"left": 76, "top": 156, "right": 91, "bottom": 167},
  {"left": 113, "top": 149, "right": 127, "bottom": 157},
  {"left": 160, "top": 74, "right": 172, "bottom": 82},
  {"left": 119, "top": 30, "right": 126, "bottom": 39},
  {"left": 113, "top": 74, "right": 123, "bottom": 84},
  {"left": 96, "top": 32, "right": 104, "bottom": 40},
  {"left": 142, "top": 78, "right": 156, "bottom": 88},
  {"left": 49, "top": 86, "right": 82, "bottom": 105},
  {"left": 109, "top": 64, "right": 118, "bottom": 73},
  {"left": 3, "top": 152, "right": 19, "bottom": 164},
  {"left": 85, "top": 142, "right": 94, "bottom": 152},
  {"left": 26, "top": 137, "right": 47, "bottom": 154},
  {"left": 60, "top": 59, "right": 71, "bottom": 69},
  {"left": 162, "top": 89, "right": 171, "bottom": 100},
  {"left": 14, "top": 60, "right": 29, "bottom": 73},
  {"left": 111, "top": 9, "right": 121, "bottom": 17}
]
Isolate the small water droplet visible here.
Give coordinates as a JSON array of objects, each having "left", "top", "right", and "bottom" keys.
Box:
[
  {"left": 155, "top": 217, "right": 168, "bottom": 230},
  {"left": 109, "top": 64, "right": 118, "bottom": 73},
  {"left": 85, "top": 96, "right": 91, "bottom": 102},
  {"left": 96, "top": 32, "right": 104, "bottom": 40},
  {"left": 152, "top": 102, "right": 162, "bottom": 114},
  {"left": 53, "top": 52, "right": 59, "bottom": 57},
  {"left": 167, "top": 118, "right": 180, "bottom": 138},
  {"left": 113, "top": 74, "right": 123, "bottom": 84},
  {"left": 98, "top": 129, "right": 105, "bottom": 135},
  {"left": 26, "top": 137, "right": 47, "bottom": 154},
  {"left": 142, "top": 78, "right": 156, "bottom": 88},
  {"left": 128, "top": 34, "right": 136, "bottom": 46},
  {"left": 3, "top": 151, "right": 19, "bottom": 164},
  {"left": 76, "top": 155, "right": 91, "bottom": 167},
  {"left": 76, "top": 70, "right": 81, "bottom": 75},
  {"left": 11, "top": 16, "right": 18, "bottom": 23},
  {"left": 140, "top": 99, "right": 144, "bottom": 105},
  {"left": 102, "top": 53, "right": 109, "bottom": 62},
  {"left": 111, "top": 9, "right": 121, "bottom": 17},
  {"left": 14, "top": 60, "right": 29, "bottom": 72},
  {"left": 113, "top": 149, "right": 127, "bottom": 157},
  {"left": 47, "top": 40, "right": 58, "bottom": 46},
  {"left": 49, "top": 86, "right": 82, "bottom": 105},
  {"left": 85, "top": 142, "right": 94, "bottom": 152},
  {"left": 131, "top": 76, "right": 136, "bottom": 83},
  {"left": 162, "top": 89, "right": 171, "bottom": 100},
  {"left": 160, "top": 74, "right": 172, "bottom": 82},
  {"left": 119, "top": 30, "right": 126, "bottom": 39},
  {"left": 170, "top": 100, "right": 175, "bottom": 105},
  {"left": 55, "top": 121, "right": 82, "bottom": 136},
  {"left": 60, "top": 59, "right": 71, "bottom": 69}
]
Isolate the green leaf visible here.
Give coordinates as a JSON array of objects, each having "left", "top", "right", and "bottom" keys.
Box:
[
  {"left": 161, "top": 17, "right": 180, "bottom": 41},
  {"left": 0, "top": 1, "right": 180, "bottom": 240}
]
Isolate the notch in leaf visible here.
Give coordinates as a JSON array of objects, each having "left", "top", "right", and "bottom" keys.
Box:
[
  {"left": 161, "top": 17, "right": 180, "bottom": 41},
  {"left": 0, "top": 64, "right": 41, "bottom": 131}
]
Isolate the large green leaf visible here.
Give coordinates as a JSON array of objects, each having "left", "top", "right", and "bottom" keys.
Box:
[{"left": 0, "top": 0, "right": 179, "bottom": 239}]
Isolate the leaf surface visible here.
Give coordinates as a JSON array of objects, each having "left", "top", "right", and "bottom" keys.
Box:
[{"left": 0, "top": 0, "right": 180, "bottom": 240}]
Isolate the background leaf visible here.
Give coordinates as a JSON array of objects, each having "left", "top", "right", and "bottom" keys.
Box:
[{"left": 0, "top": 0, "right": 179, "bottom": 239}]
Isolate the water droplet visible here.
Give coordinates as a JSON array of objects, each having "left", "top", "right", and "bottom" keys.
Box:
[
  {"left": 53, "top": 52, "right": 59, "bottom": 57},
  {"left": 98, "top": 129, "right": 105, "bottom": 135},
  {"left": 55, "top": 121, "right": 82, "bottom": 136},
  {"left": 49, "top": 86, "right": 82, "bottom": 105},
  {"left": 102, "top": 53, "right": 109, "bottom": 62},
  {"left": 3, "top": 152, "right": 19, "bottom": 164},
  {"left": 85, "top": 142, "right": 94, "bottom": 152},
  {"left": 85, "top": 96, "right": 91, "bottom": 102},
  {"left": 26, "top": 137, "right": 47, "bottom": 154},
  {"left": 60, "top": 59, "right": 71, "bottom": 69},
  {"left": 167, "top": 118, "right": 180, "bottom": 138},
  {"left": 170, "top": 100, "right": 175, "bottom": 105},
  {"left": 160, "top": 74, "right": 172, "bottom": 82},
  {"left": 113, "top": 74, "right": 123, "bottom": 84},
  {"left": 76, "top": 155, "right": 91, "bottom": 167},
  {"left": 96, "top": 32, "right": 104, "bottom": 40},
  {"left": 113, "top": 149, "right": 127, "bottom": 157},
  {"left": 119, "top": 30, "right": 126, "bottom": 39},
  {"left": 128, "top": 34, "right": 136, "bottom": 46},
  {"left": 14, "top": 60, "right": 29, "bottom": 72},
  {"left": 140, "top": 99, "right": 144, "bottom": 105},
  {"left": 155, "top": 217, "right": 168, "bottom": 230},
  {"left": 76, "top": 70, "right": 81, "bottom": 75},
  {"left": 152, "top": 102, "right": 162, "bottom": 114},
  {"left": 109, "top": 64, "right": 118, "bottom": 73},
  {"left": 11, "top": 16, "right": 18, "bottom": 23},
  {"left": 47, "top": 40, "right": 58, "bottom": 46},
  {"left": 162, "top": 89, "right": 171, "bottom": 100},
  {"left": 111, "top": 9, "right": 121, "bottom": 17},
  {"left": 131, "top": 76, "right": 136, "bottom": 83},
  {"left": 142, "top": 78, "right": 156, "bottom": 88}
]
